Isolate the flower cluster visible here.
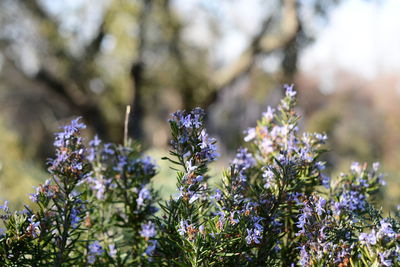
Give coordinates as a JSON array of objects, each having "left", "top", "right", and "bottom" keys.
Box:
[
  {"left": 169, "top": 107, "right": 219, "bottom": 163},
  {"left": 1, "top": 85, "right": 399, "bottom": 266},
  {"left": 82, "top": 134, "right": 158, "bottom": 264}
]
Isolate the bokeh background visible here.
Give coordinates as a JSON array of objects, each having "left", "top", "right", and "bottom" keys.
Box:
[{"left": 1, "top": 0, "right": 399, "bottom": 210}]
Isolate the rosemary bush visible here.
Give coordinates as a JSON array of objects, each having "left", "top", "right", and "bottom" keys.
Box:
[{"left": 0, "top": 85, "right": 399, "bottom": 266}]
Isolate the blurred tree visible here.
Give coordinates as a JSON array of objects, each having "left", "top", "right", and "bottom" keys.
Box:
[{"left": 0, "top": 0, "right": 339, "bottom": 160}]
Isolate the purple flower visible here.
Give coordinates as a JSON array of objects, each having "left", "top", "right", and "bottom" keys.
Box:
[
  {"left": 379, "top": 251, "right": 393, "bottom": 266},
  {"left": 92, "top": 179, "right": 106, "bottom": 200},
  {"left": 359, "top": 230, "right": 377, "bottom": 245},
  {"left": 339, "top": 190, "right": 366, "bottom": 212},
  {"left": 140, "top": 221, "right": 157, "bottom": 239},
  {"left": 262, "top": 106, "right": 275, "bottom": 121},
  {"left": 321, "top": 174, "right": 330, "bottom": 188},
  {"left": 263, "top": 169, "right": 274, "bottom": 189},
  {"left": 70, "top": 206, "right": 81, "bottom": 229},
  {"left": 145, "top": 240, "right": 157, "bottom": 257},
  {"left": 53, "top": 117, "right": 86, "bottom": 148},
  {"left": 0, "top": 201, "right": 9, "bottom": 212},
  {"left": 378, "top": 220, "right": 396, "bottom": 239},
  {"left": 102, "top": 143, "right": 115, "bottom": 156},
  {"left": 245, "top": 222, "right": 263, "bottom": 245},
  {"left": 137, "top": 187, "right": 151, "bottom": 208},
  {"left": 87, "top": 135, "right": 101, "bottom": 161},
  {"left": 26, "top": 215, "right": 40, "bottom": 238},
  {"left": 88, "top": 241, "right": 104, "bottom": 264},
  {"left": 350, "top": 162, "right": 362, "bottom": 174},
  {"left": 297, "top": 205, "right": 313, "bottom": 234},
  {"left": 372, "top": 162, "right": 380, "bottom": 172},
  {"left": 181, "top": 114, "right": 192, "bottom": 128},
  {"left": 140, "top": 156, "right": 157, "bottom": 176},
  {"left": 108, "top": 244, "right": 117, "bottom": 258},
  {"left": 189, "top": 192, "right": 200, "bottom": 204},
  {"left": 244, "top": 128, "right": 256, "bottom": 142},
  {"left": 199, "top": 129, "right": 219, "bottom": 162},
  {"left": 315, "top": 197, "right": 326, "bottom": 216},
  {"left": 113, "top": 155, "right": 128, "bottom": 172},
  {"left": 232, "top": 148, "right": 256, "bottom": 170},
  {"left": 315, "top": 161, "right": 326, "bottom": 171},
  {"left": 211, "top": 189, "right": 222, "bottom": 201},
  {"left": 49, "top": 118, "right": 87, "bottom": 178},
  {"left": 299, "top": 246, "right": 310, "bottom": 266},
  {"left": 284, "top": 84, "right": 296, "bottom": 97},
  {"left": 314, "top": 133, "right": 327, "bottom": 142},
  {"left": 177, "top": 220, "right": 189, "bottom": 236}
]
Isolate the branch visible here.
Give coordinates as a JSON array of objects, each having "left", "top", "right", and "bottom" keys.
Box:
[
  {"left": 129, "top": 0, "right": 153, "bottom": 140},
  {"left": 212, "top": 0, "right": 299, "bottom": 89},
  {"left": 22, "top": 0, "right": 73, "bottom": 60},
  {"left": 35, "top": 69, "right": 110, "bottom": 139}
]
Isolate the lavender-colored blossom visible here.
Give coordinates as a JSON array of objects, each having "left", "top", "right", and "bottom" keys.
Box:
[
  {"left": 92, "top": 179, "right": 106, "bottom": 200},
  {"left": 53, "top": 117, "right": 86, "bottom": 148},
  {"left": 87, "top": 241, "right": 104, "bottom": 264},
  {"left": 140, "top": 156, "right": 157, "bottom": 176},
  {"left": 378, "top": 220, "right": 396, "bottom": 239},
  {"left": 199, "top": 225, "right": 205, "bottom": 234},
  {"left": 87, "top": 135, "right": 101, "bottom": 161},
  {"left": 262, "top": 106, "right": 275, "bottom": 121},
  {"left": 26, "top": 215, "right": 40, "bottom": 238},
  {"left": 140, "top": 221, "right": 157, "bottom": 239},
  {"left": 137, "top": 187, "right": 151, "bottom": 208},
  {"left": 145, "top": 240, "right": 157, "bottom": 257},
  {"left": 372, "top": 162, "right": 380, "bottom": 172},
  {"left": 334, "top": 189, "right": 367, "bottom": 215},
  {"left": 211, "top": 189, "right": 222, "bottom": 201},
  {"left": 315, "top": 197, "right": 326, "bottom": 216},
  {"left": 232, "top": 148, "right": 256, "bottom": 170},
  {"left": 170, "top": 108, "right": 218, "bottom": 163},
  {"left": 29, "top": 191, "right": 39, "bottom": 203},
  {"left": 299, "top": 246, "right": 310, "bottom": 266},
  {"left": 314, "top": 133, "right": 328, "bottom": 142},
  {"left": 177, "top": 220, "right": 189, "bottom": 236},
  {"left": 321, "top": 174, "right": 330, "bottom": 189},
  {"left": 186, "top": 160, "right": 197, "bottom": 172},
  {"left": 288, "top": 192, "right": 304, "bottom": 205},
  {"left": 299, "top": 148, "right": 313, "bottom": 162},
  {"left": 229, "top": 211, "right": 239, "bottom": 225},
  {"left": 350, "top": 162, "right": 362, "bottom": 174},
  {"left": 199, "top": 129, "right": 219, "bottom": 162},
  {"left": 261, "top": 138, "right": 274, "bottom": 154},
  {"left": 359, "top": 230, "right": 377, "bottom": 245},
  {"left": 102, "top": 143, "right": 115, "bottom": 155},
  {"left": 181, "top": 114, "right": 192, "bottom": 128},
  {"left": 189, "top": 192, "right": 200, "bottom": 204},
  {"left": 49, "top": 118, "right": 87, "bottom": 178},
  {"left": 244, "top": 128, "right": 256, "bottom": 142},
  {"left": 108, "top": 244, "right": 117, "bottom": 258},
  {"left": 0, "top": 200, "right": 9, "bottom": 212},
  {"left": 379, "top": 251, "right": 393, "bottom": 266},
  {"left": 70, "top": 206, "right": 81, "bottom": 229},
  {"left": 113, "top": 155, "right": 128, "bottom": 172},
  {"left": 315, "top": 161, "right": 326, "bottom": 171},
  {"left": 245, "top": 222, "right": 263, "bottom": 245},
  {"left": 297, "top": 205, "right": 313, "bottom": 234},
  {"left": 284, "top": 84, "right": 296, "bottom": 98},
  {"left": 263, "top": 169, "right": 274, "bottom": 189}
]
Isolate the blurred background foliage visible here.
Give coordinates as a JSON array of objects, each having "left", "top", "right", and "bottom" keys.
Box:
[{"left": 0, "top": 0, "right": 399, "bottom": 211}]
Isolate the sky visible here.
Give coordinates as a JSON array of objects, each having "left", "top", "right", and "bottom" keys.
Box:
[
  {"left": 175, "top": 0, "right": 400, "bottom": 88},
  {"left": 34, "top": 0, "right": 400, "bottom": 89},
  {"left": 301, "top": 0, "right": 400, "bottom": 91}
]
